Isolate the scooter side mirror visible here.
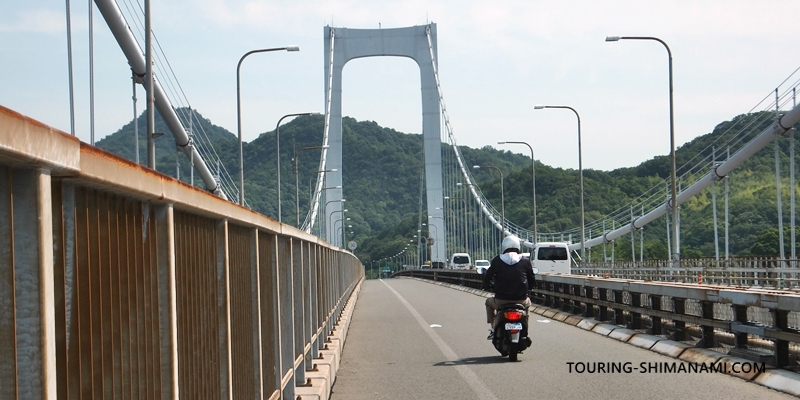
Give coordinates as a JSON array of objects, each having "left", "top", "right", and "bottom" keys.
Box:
[{"left": 532, "top": 267, "right": 539, "bottom": 275}]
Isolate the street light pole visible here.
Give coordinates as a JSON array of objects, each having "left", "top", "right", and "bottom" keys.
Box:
[
  {"left": 323, "top": 198, "right": 344, "bottom": 241},
  {"left": 329, "top": 209, "right": 347, "bottom": 246},
  {"left": 605, "top": 35, "right": 678, "bottom": 265},
  {"left": 294, "top": 145, "right": 329, "bottom": 227},
  {"left": 275, "top": 112, "right": 312, "bottom": 223},
  {"left": 498, "top": 141, "right": 537, "bottom": 242},
  {"left": 236, "top": 45, "right": 299, "bottom": 206},
  {"left": 534, "top": 105, "right": 584, "bottom": 264},
  {"left": 473, "top": 165, "right": 505, "bottom": 234}
]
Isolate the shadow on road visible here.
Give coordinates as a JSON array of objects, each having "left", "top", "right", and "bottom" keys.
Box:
[{"left": 433, "top": 356, "right": 509, "bottom": 366}]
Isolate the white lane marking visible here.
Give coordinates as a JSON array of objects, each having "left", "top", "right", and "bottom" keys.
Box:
[
  {"left": 430, "top": 324, "right": 442, "bottom": 328},
  {"left": 381, "top": 279, "right": 499, "bottom": 400},
  {"left": 537, "top": 319, "right": 551, "bottom": 323}
]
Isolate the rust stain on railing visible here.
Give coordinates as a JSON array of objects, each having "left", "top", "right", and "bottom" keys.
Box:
[{"left": 0, "top": 107, "right": 364, "bottom": 398}]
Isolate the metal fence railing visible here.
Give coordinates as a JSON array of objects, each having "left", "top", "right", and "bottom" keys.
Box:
[
  {"left": 575, "top": 257, "right": 800, "bottom": 289},
  {"left": 0, "top": 105, "right": 363, "bottom": 399}
]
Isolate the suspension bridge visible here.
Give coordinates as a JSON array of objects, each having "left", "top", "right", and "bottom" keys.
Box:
[{"left": 3, "top": 1, "right": 800, "bottom": 398}]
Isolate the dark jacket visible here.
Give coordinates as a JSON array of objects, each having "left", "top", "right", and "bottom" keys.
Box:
[{"left": 482, "top": 252, "right": 535, "bottom": 300}]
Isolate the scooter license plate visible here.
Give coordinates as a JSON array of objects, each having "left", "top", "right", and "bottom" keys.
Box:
[{"left": 505, "top": 322, "right": 523, "bottom": 331}]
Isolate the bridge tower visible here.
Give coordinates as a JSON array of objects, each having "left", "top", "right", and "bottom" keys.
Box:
[{"left": 323, "top": 24, "right": 446, "bottom": 263}]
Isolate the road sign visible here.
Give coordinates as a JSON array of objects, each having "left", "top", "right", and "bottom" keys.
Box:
[
  {"left": 348, "top": 240, "right": 357, "bottom": 250},
  {"left": 427, "top": 237, "right": 434, "bottom": 245}
]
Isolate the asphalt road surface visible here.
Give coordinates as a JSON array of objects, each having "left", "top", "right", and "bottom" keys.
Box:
[{"left": 331, "top": 278, "right": 794, "bottom": 400}]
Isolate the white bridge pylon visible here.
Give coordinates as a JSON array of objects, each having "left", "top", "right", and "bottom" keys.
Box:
[{"left": 320, "top": 24, "right": 446, "bottom": 261}]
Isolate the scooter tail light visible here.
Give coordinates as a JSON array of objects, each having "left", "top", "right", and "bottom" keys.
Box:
[{"left": 504, "top": 310, "right": 523, "bottom": 321}]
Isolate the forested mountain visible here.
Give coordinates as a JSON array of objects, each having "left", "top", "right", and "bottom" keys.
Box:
[{"left": 96, "top": 109, "right": 799, "bottom": 263}]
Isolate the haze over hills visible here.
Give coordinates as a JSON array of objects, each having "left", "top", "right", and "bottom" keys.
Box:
[{"left": 96, "top": 110, "right": 799, "bottom": 263}]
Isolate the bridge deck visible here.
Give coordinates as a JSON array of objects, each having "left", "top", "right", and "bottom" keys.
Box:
[{"left": 332, "top": 278, "right": 793, "bottom": 399}]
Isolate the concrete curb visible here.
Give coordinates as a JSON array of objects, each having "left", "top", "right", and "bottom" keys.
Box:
[
  {"left": 296, "top": 279, "right": 363, "bottom": 400},
  {"left": 401, "top": 277, "right": 800, "bottom": 397}
]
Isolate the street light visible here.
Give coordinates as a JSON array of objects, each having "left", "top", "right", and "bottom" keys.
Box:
[
  {"left": 275, "top": 112, "right": 313, "bottom": 222},
  {"left": 313, "top": 170, "right": 338, "bottom": 205},
  {"left": 329, "top": 209, "right": 348, "bottom": 246},
  {"left": 294, "top": 145, "right": 329, "bottom": 227},
  {"left": 322, "top": 198, "right": 344, "bottom": 237},
  {"left": 605, "top": 35, "right": 679, "bottom": 265},
  {"left": 534, "top": 105, "right": 584, "bottom": 264},
  {"left": 236, "top": 45, "right": 300, "bottom": 206},
  {"left": 498, "top": 141, "right": 537, "bottom": 242},
  {"left": 334, "top": 218, "right": 350, "bottom": 246},
  {"left": 473, "top": 165, "right": 505, "bottom": 233}
]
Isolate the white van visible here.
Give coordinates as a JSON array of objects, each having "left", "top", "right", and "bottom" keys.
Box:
[
  {"left": 450, "top": 253, "right": 472, "bottom": 270},
  {"left": 530, "top": 242, "right": 571, "bottom": 274}
]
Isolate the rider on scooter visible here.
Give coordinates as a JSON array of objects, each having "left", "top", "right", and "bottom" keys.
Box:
[{"left": 482, "top": 235, "right": 535, "bottom": 339}]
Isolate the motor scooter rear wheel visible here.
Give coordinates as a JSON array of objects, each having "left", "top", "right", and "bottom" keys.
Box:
[{"left": 508, "top": 342, "right": 519, "bottom": 362}]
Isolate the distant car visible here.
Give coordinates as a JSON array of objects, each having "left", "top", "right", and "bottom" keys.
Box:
[
  {"left": 450, "top": 253, "right": 472, "bottom": 270},
  {"left": 475, "top": 259, "right": 490, "bottom": 274}
]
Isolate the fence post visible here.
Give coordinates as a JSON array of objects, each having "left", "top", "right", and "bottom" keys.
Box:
[
  {"left": 672, "top": 298, "right": 686, "bottom": 341},
  {"left": 598, "top": 289, "right": 610, "bottom": 321},
  {"left": 733, "top": 305, "right": 748, "bottom": 349},
  {"left": 651, "top": 295, "right": 663, "bottom": 335},
  {"left": 216, "top": 220, "right": 232, "bottom": 399},
  {"left": 582, "top": 285, "right": 594, "bottom": 318},
  {"left": 156, "top": 204, "right": 178, "bottom": 399},
  {"left": 630, "top": 292, "right": 642, "bottom": 330},
  {"left": 613, "top": 290, "right": 625, "bottom": 325},
  {"left": 774, "top": 309, "right": 790, "bottom": 368},
  {"left": 699, "top": 300, "right": 715, "bottom": 348}
]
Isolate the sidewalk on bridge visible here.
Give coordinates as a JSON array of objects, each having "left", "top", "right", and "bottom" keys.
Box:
[
  {"left": 399, "top": 276, "right": 800, "bottom": 398},
  {"left": 295, "top": 279, "right": 363, "bottom": 400}
]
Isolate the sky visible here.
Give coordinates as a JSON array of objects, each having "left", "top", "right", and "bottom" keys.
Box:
[{"left": 4, "top": 0, "right": 800, "bottom": 171}]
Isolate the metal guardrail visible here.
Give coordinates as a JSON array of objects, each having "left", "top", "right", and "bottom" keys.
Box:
[
  {"left": 0, "top": 106, "right": 363, "bottom": 399},
  {"left": 394, "top": 269, "right": 800, "bottom": 372},
  {"left": 575, "top": 257, "right": 800, "bottom": 289}
]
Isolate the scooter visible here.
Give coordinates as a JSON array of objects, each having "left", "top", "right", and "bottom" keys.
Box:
[
  {"left": 489, "top": 267, "right": 537, "bottom": 361},
  {"left": 491, "top": 303, "right": 532, "bottom": 362}
]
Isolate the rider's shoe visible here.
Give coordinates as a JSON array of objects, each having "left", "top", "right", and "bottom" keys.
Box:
[{"left": 487, "top": 329, "right": 494, "bottom": 340}]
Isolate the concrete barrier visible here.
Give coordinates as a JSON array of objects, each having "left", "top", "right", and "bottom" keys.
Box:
[{"left": 296, "top": 279, "right": 363, "bottom": 400}]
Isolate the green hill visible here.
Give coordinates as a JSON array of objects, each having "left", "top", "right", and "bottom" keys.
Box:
[{"left": 96, "top": 110, "right": 800, "bottom": 263}]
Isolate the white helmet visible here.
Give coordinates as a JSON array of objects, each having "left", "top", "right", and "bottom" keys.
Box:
[{"left": 501, "top": 235, "right": 521, "bottom": 253}]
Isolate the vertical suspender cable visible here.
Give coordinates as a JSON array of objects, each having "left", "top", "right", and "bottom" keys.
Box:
[
  {"left": 725, "top": 147, "right": 730, "bottom": 260},
  {"left": 132, "top": 72, "right": 139, "bottom": 163},
  {"left": 145, "top": 0, "right": 155, "bottom": 168},
  {"left": 665, "top": 182, "right": 672, "bottom": 259},
  {"left": 640, "top": 208, "right": 644, "bottom": 263},
  {"left": 712, "top": 146, "right": 720, "bottom": 262},
  {"left": 791, "top": 89, "right": 797, "bottom": 265},
  {"left": 65, "top": 0, "right": 76, "bottom": 136},
  {"left": 630, "top": 204, "right": 635, "bottom": 264},
  {"left": 190, "top": 107, "right": 194, "bottom": 186},
  {"left": 89, "top": 0, "right": 95, "bottom": 144},
  {"left": 776, "top": 89, "right": 786, "bottom": 266}
]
